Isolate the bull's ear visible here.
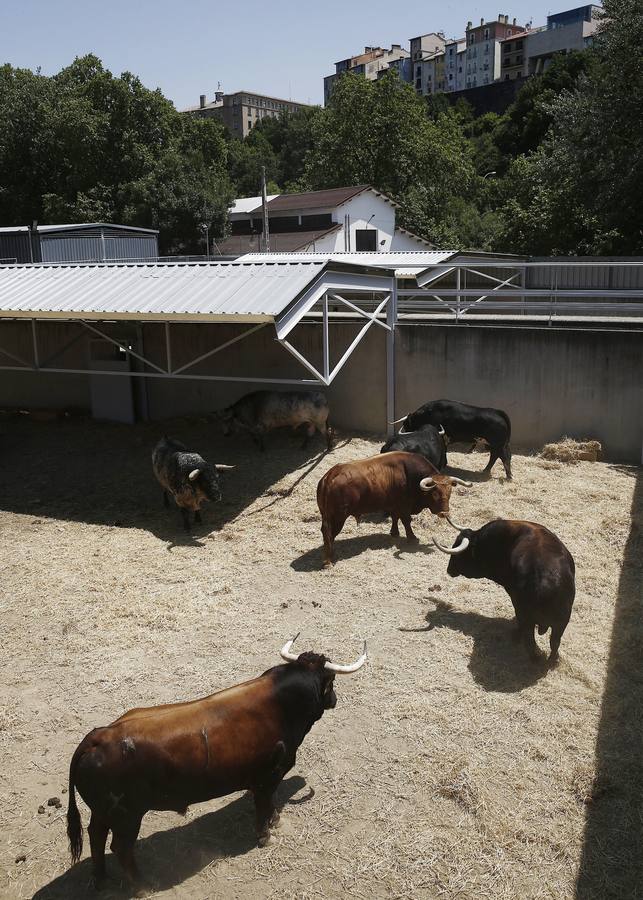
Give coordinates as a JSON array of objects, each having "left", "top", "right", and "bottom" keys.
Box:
[{"left": 188, "top": 468, "right": 200, "bottom": 482}]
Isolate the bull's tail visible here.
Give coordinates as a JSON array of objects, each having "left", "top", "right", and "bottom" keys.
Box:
[
  {"left": 497, "top": 409, "right": 512, "bottom": 441},
  {"left": 67, "top": 745, "right": 84, "bottom": 864}
]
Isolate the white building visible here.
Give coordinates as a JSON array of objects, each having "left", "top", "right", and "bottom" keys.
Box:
[
  {"left": 218, "top": 185, "right": 432, "bottom": 256},
  {"left": 444, "top": 38, "right": 467, "bottom": 91}
]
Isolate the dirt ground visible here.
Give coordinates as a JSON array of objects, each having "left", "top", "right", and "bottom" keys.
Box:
[{"left": 0, "top": 415, "right": 640, "bottom": 900}]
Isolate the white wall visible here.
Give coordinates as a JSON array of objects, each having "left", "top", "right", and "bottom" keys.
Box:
[
  {"left": 390, "top": 229, "right": 432, "bottom": 251},
  {"left": 340, "top": 192, "right": 397, "bottom": 252}
]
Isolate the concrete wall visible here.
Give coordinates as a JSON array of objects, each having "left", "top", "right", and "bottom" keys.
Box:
[
  {"left": 1, "top": 318, "right": 640, "bottom": 462},
  {"left": 395, "top": 325, "right": 643, "bottom": 463},
  {"left": 139, "top": 321, "right": 386, "bottom": 433}
]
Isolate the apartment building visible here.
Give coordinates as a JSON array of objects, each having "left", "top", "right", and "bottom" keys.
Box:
[
  {"left": 465, "top": 15, "right": 527, "bottom": 88},
  {"left": 444, "top": 39, "right": 467, "bottom": 92},
  {"left": 324, "top": 45, "right": 410, "bottom": 104},
  {"left": 524, "top": 4, "right": 601, "bottom": 75},
  {"left": 185, "top": 90, "right": 310, "bottom": 139},
  {"left": 409, "top": 33, "right": 446, "bottom": 95},
  {"left": 500, "top": 32, "right": 528, "bottom": 79}
]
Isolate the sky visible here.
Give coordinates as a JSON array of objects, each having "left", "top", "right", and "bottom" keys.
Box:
[{"left": 2, "top": 0, "right": 562, "bottom": 108}]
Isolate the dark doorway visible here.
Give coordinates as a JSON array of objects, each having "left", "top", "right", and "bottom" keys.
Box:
[{"left": 355, "top": 229, "right": 377, "bottom": 251}]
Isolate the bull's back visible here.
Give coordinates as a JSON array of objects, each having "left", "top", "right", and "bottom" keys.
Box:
[
  {"left": 318, "top": 453, "right": 424, "bottom": 518},
  {"left": 508, "top": 523, "right": 575, "bottom": 620},
  {"left": 74, "top": 677, "right": 284, "bottom": 808},
  {"left": 262, "top": 391, "right": 328, "bottom": 427}
]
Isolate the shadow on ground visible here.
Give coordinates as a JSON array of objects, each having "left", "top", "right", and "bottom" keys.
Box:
[
  {"left": 575, "top": 469, "right": 642, "bottom": 899},
  {"left": 0, "top": 416, "right": 336, "bottom": 543},
  {"left": 33, "top": 776, "right": 309, "bottom": 899},
  {"left": 291, "top": 530, "right": 437, "bottom": 572},
  {"left": 400, "top": 598, "right": 550, "bottom": 692}
]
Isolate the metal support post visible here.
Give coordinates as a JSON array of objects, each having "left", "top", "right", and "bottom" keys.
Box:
[
  {"left": 165, "top": 323, "right": 172, "bottom": 373},
  {"left": 386, "top": 280, "right": 397, "bottom": 437},
  {"left": 322, "top": 293, "right": 330, "bottom": 381},
  {"left": 31, "top": 319, "right": 39, "bottom": 368}
]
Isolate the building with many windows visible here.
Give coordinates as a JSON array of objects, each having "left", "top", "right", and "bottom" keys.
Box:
[
  {"left": 444, "top": 38, "right": 467, "bottom": 92},
  {"left": 323, "top": 45, "right": 410, "bottom": 104},
  {"left": 184, "top": 90, "right": 311, "bottom": 139},
  {"left": 465, "top": 15, "right": 527, "bottom": 88}
]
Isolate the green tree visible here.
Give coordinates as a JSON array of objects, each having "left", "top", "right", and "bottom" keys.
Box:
[
  {"left": 498, "top": 0, "right": 643, "bottom": 254},
  {"left": 0, "top": 55, "right": 233, "bottom": 253},
  {"left": 305, "top": 72, "right": 476, "bottom": 244}
]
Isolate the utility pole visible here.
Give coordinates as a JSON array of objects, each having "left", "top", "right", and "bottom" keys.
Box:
[{"left": 261, "top": 166, "right": 270, "bottom": 253}]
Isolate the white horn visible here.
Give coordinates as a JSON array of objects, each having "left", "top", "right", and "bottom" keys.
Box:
[
  {"left": 280, "top": 633, "right": 301, "bottom": 662},
  {"left": 420, "top": 476, "right": 436, "bottom": 491},
  {"left": 188, "top": 468, "right": 200, "bottom": 482},
  {"left": 438, "top": 425, "right": 446, "bottom": 436},
  {"left": 449, "top": 477, "right": 473, "bottom": 487},
  {"left": 324, "top": 641, "right": 368, "bottom": 675},
  {"left": 442, "top": 514, "right": 468, "bottom": 531},
  {"left": 398, "top": 425, "right": 414, "bottom": 435},
  {"left": 215, "top": 464, "right": 235, "bottom": 471},
  {"left": 388, "top": 414, "right": 408, "bottom": 425},
  {"left": 433, "top": 536, "right": 470, "bottom": 555}
]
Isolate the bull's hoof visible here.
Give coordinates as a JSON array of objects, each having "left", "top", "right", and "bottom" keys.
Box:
[
  {"left": 269, "top": 811, "right": 281, "bottom": 828},
  {"left": 257, "top": 832, "right": 271, "bottom": 847},
  {"left": 406, "top": 535, "right": 420, "bottom": 544},
  {"left": 322, "top": 560, "right": 334, "bottom": 569}
]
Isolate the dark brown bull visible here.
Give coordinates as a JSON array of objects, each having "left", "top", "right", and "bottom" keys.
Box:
[
  {"left": 433, "top": 518, "right": 575, "bottom": 662},
  {"left": 317, "top": 451, "right": 471, "bottom": 567},
  {"left": 66, "top": 638, "right": 366, "bottom": 888}
]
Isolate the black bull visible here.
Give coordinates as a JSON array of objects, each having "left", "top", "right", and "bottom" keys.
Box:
[{"left": 394, "top": 399, "right": 512, "bottom": 479}]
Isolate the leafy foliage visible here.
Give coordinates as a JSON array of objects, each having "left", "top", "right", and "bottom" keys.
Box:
[
  {"left": 499, "top": 0, "right": 643, "bottom": 254},
  {"left": 1, "top": 11, "right": 641, "bottom": 258},
  {"left": 0, "top": 56, "right": 232, "bottom": 253}
]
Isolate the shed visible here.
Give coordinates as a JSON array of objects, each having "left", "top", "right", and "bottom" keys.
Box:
[{"left": 0, "top": 224, "right": 159, "bottom": 265}]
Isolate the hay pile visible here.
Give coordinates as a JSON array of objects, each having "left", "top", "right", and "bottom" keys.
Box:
[{"left": 541, "top": 437, "right": 602, "bottom": 463}]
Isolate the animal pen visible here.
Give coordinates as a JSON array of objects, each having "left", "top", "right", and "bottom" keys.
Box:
[{"left": 0, "top": 253, "right": 641, "bottom": 459}]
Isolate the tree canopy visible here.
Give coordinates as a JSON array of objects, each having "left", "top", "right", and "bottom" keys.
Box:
[
  {"left": 1, "top": 6, "right": 641, "bottom": 258},
  {"left": 0, "top": 55, "right": 232, "bottom": 253}
]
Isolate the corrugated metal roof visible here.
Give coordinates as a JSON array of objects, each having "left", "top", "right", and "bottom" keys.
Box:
[
  {"left": 265, "top": 185, "right": 394, "bottom": 212},
  {"left": 0, "top": 223, "right": 159, "bottom": 235},
  {"left": 229, "top": 196, "right": 279, "bottom": 215},
  {"left": 0, "top": 261, "right": 329, "bottom": 321},
  {"left": 239, "top": 250, "right": 458, "bottom": 275},
  {"left": 219, "top": 226, "right": 343, "bottom": 256}
]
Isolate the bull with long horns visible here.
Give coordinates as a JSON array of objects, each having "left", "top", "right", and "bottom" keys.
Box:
[{"left": 66, "top": 637, "right": 367, "bottom": 887}]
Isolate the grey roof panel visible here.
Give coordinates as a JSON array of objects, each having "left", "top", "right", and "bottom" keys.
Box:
[{"left": 0, "top": 261, "right": 329, "bottom": 321}]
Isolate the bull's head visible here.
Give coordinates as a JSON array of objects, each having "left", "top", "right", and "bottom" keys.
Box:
[
  {"left": 280, "top": 634, "right": 367, "bottom": 711},
  {"left": 433, "top": 528, "right": 479, "bottom": 578},
  {"left": 188, "top": 463, "right": 234, "bottom": 504},
  {"left": 418, "top": 475, "right": 472, "bottom": 523}
]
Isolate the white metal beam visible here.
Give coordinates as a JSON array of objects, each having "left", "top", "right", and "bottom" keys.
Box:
[
  {"left": 328, "top": 293, "right": 392, "bottom": 331},
  {"left": 275, "top": 270, "right": 395, "bottom": 340},
  {"left": 327, "top": 295, "right": 390, "bottom": 384}
]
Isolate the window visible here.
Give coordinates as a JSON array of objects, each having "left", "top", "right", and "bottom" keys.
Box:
[
  {"left": 484, "top": 28, "right": 489, "bottom": 39},
  {"left": 449, "top": 73, "right": 453, "bottom": 80},
  {"left": 507, "top": 28, "right": 513, "bottom": 35},
  {"left": 355, "top": 229, "right": 377, "bottom": 251},
  {"left": 505, "top": 73, "right": 510, "bottom": 80},
  {"left": 302, "top": 213, "right": 333, "bottom": 229}
]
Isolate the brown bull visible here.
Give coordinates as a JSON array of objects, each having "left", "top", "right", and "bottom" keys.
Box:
[
  {"left": 66, "top": 638, "right": 366, "bottom": 888},
  {"left": 316, "top": 451, "right": 471, "bottom": 567}
]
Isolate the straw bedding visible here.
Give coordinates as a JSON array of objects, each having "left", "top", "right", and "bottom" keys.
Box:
[{"left": 0, "top": 416, "right": 638, "bottom": 899}]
